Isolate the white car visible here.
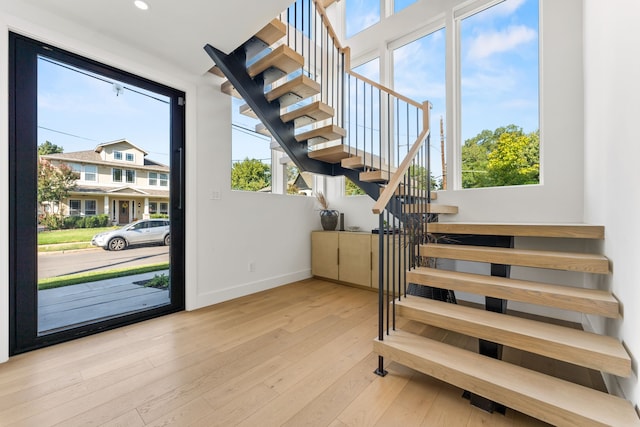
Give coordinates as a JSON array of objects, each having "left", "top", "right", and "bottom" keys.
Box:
[{"left": 91, "top": 219, "right": 170, "bottom": 251}]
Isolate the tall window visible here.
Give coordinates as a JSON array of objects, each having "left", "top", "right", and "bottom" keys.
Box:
[
  {"left": 85, "top": 200, "right": 97, "bottom": 216},
  {"left": 393, "top": 28, "right": 446, "bottom": 189},
  {"left": 69, "top": 199, "right": 81, "bottom": 216},
  {"left": 149, "top": 172, "right": 157, "bottom": 186},
  {"left": 459, "top": 0, "right": 539, "bottom": 188},
  {"left": 346, "top": 0, "right": 380, "bottom": 38},
  {"left": 112, "top": 168, "right": 122, "bottom": 182},
  {"left": 126, "top": 169, "right": 135, "bottom": 183},
  {"left": 149, "top": 201, "right": 157, "bottom": 214},
  {"left": 394, "top": 0, "right": 417, "bottom": 14},
  {"left": 159, "top": 173, "right": 168, "bottom": 187}
]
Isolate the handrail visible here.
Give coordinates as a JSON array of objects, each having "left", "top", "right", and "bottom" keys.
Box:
[{"left": 372, "top": 101, "right": 431, "bottom": 214}]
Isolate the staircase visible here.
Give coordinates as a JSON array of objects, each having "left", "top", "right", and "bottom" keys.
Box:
[{"left": 204, "top": 1, "right": 639, "bottom": 425}]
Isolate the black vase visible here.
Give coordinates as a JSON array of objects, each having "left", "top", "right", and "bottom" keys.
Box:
[{"left": 320, "top": 209, "right": 339, "bottom": 230}]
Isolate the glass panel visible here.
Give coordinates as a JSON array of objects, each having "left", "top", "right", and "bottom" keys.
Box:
[
  {"left": 394, "top": 0, "right": 417, "bottom": 14},
  {"left": 346, "top": 0, "right": 380, "bottom": 38},
  {"left": 393, "top": 28, "right": 446, "bottom": 189},
  {"left": 460, "top": 0, "right": 539, "bottom": 188},
  {"left": 37, "top": 56, "right": 171, "bottom": 334}
]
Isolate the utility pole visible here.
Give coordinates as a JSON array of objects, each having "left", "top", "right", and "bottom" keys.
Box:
[{"left": 440, "top": 116, "right": 447, "bottom": 190}]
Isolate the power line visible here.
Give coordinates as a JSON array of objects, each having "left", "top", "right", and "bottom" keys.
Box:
[{"left": 38, "top": 125, "right": 99, "bottom": 142}]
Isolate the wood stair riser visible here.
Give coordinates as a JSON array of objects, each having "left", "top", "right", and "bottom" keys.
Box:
[
  {"left": 421, "top": 244, "right": 610, "bottom": 274},
  {"left": 406, "top": 267, "right": 619, "bottom": 318},
  {"left": 374, "top": 331, "right": 640, "bottom": 427},
  {"left": 396, "top": 297, "right": 630, "bottom": 376}
]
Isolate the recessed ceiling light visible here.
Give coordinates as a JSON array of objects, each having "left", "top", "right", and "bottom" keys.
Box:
[{"left": 134, "top": 0, "right": 149, "bottom": 10}]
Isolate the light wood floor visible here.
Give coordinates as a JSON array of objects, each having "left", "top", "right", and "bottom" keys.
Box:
[{"left": 0, "top": 279, "right": 606, "bottom": 426}]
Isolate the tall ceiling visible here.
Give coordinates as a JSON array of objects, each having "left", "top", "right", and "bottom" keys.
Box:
[{"left": 7, "top": 0, "right": 294, "bottom": 75}]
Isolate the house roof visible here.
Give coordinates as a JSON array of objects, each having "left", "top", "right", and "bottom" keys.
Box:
[
  {"left": 42, "top": 150, "right": 170, "bottom": 172},
  {"left": 95, "top": 139, "right": 148, "bottom": 156},
  {"left": 70, "top": 185, "right": 169, "bottom": 198}
]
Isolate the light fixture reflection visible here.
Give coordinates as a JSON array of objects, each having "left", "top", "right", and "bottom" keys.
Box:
[{"left": 134, "top": 1, "right": 149, "bottom": 10}]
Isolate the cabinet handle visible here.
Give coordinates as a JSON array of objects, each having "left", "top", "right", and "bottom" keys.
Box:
[{"left": 337, "top": 248, "right": 340, "bottom": 265}]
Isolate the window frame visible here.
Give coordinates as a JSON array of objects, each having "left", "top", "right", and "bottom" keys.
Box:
[
  {"left": 84, "top": 199, "right": 97, "bottom": 216},
  {"left": 69, "top": 199, "right": 81, "bottom": 216},
  {"left": 125, "top": 169, "right": 136, "bottom": 184},
  {"left": 112, "top": 168, "right": 123, "bottom": 182},
  {"left": 114, "top": 150, "right": 122, "bottom": 160}
]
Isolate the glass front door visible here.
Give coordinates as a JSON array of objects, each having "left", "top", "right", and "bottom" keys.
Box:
[{"left": 9, "top": 33, "right": 185, "bottom": 353}]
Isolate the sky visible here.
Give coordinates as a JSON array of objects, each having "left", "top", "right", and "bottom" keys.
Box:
[{"left": 38, "top": 57, "right": 171, "bottom": 166}]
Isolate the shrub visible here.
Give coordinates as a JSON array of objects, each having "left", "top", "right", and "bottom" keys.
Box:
[
  {"left": 41, "top": 214, "right": 64, "bottom": 230},
  {"left": 150, "top": 213, "right": 169, "bottom": 219},
  {"left": 84, "top": 215, "right": 99, "bottom": 228},
  {"left": 145, "top": 273, "right": 169, "bottom": 289},
  {"left": 96, "top": 214, "right": 110, "bottom": 227}
]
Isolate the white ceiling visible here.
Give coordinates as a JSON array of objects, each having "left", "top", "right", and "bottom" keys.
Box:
[{"left": 12, "top": 0, "right": 294, "bottom": 75}]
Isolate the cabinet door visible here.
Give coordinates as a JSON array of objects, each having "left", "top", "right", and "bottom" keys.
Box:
[
  {"left": 339, "top": 233, "right": 371, "bottom": 287},
  {"left": 371, "top": 235, "right": 405, "bottom": 291},
  {"left": 311, "top": 232, "right": 339, "bottom": 280}
]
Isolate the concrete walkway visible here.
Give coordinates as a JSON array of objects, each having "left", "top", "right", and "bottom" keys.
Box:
[{"left": 38, "top": 270, "right": 170, "bottom": 333}]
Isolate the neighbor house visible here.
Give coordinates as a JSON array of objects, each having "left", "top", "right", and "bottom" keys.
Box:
[
  {"left": 41, "top": 139, "right": 170, "bottom": 224},
  {"left": 1, "top": 0, "right": 639, "bottom": 424}
]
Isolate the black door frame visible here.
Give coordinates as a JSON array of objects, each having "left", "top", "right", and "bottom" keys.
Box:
[{"left": 8, "top": 32, "right": 185, "bottom": 355}]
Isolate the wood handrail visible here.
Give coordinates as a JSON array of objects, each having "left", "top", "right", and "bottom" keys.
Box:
[{"left": 372, "top": 101, "right": 431, "bottom": 214}]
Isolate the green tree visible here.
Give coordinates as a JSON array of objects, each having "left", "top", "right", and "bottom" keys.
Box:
[
  {"left": 231, "top": 158, "right": 271, "bottom": 191},
  {"left": 38, "top": 141, "right": 64, "bottom": 155},
  {"left": 38, "top": 159, "right": 78, "bottom": 222},
  {"left": 461, "top": 125, "right": 539, "bottom": 188},
  {"left": 345, "top": 177, "right": 366, "bottom": 196}
]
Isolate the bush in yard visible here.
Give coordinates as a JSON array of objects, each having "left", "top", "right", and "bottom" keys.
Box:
[
  {"left": 150, "top": 213, "right": 169, "bottom": 219},
  {"left": 145, "top": 273, "right": 169, "bottom": 289},
  {"left": 84, "top": 215, "right": 99, "bottom": 228},
  {"left": 96, "top": 214, "right": 110, "bottom": 227},
  {"left": 40, "top": 214, "right": 64, "bottom": 230}
]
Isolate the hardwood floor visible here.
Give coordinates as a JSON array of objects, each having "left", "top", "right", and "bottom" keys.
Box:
[{"left": 0, "top": 279, "right": 605, "bottom": 426}]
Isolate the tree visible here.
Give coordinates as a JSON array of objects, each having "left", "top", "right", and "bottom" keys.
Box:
[
  {"left": 38, "top": 140, "right": 64, "bottom": 155},
  {"left": 345, "top": 177, "right": 366, "bottom": 196},
  {"left": 231, "top": 158, "right": 271, "bottom": 191},
  {"left": 461, "top": 125, "right": 539, "bottom": 188},
  {"left": 38, "top": 159, "right": 78, "bottom": 221}
]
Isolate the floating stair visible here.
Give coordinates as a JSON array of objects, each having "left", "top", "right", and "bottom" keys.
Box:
[
  {"left": 254, "top": 18, "right": 287, "bottom": 47},
  {"left": 221, "top": 80, "right": 241, "bottom": 98},
  {"left": 403, "top": 203, "right": 459, "bottom": 214},
  {"left": 406, "top": 267, "right": 620, "bottom": 318},
  {"left": 247, "top": 44, "right": 304, "bottom": 83},
  {"left": 256, "top": 123, "right": 271, "bottom": 136},
  {"left": 239, "top": 103, "right": 258, "bottom": 119},
  {"left": 266, "top": 75, "right": 320, "bottom": 107},
  {"left": 428, "top": 223, "right": 605, "bottom": 239},
  {"left": 396, "top": 296, "right": 630, "bottom": 376},
  {"left": 295, "top": 124, "right": 346, "bottom": 145},
  {"left": 281, "top": 101, "right": 334, "bottom": 127},
  {"left": 421, "top": 244, "right": 610, "bottom": 274},
  {"left": 360, "top": 169, "right": 391, "bottom": 183},
  {"left": 308, "top": 144, "right": 357, "bottom": 163},
  {"left": 374, "top": 330, "right": 640, "bottom": 427}
]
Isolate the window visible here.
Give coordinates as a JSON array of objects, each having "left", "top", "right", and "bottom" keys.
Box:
[
  {"left": 149, "top": 172, "right": 157, "bottom": 186},
  {"left": 149, "top": 202, "right": 157, "bottom": 214},
  {"left": 126, "top": 169, "right": 136, "bottom": 183},
  {"left": 352, "top": 57, "right": 380, "bottom": 83},
  {"left": 113, "top": 168, "right": 122, "bottom": 182},
  {"left": 346, "top": 0, "right": 380, "bottom": 38},
  {"left": 393, "top": 28, "right": 446, "bottom": 189},
  {"left": 85, "top": 200, "right": 97, "bottom": 216},
  {"left": 84, "top": 165, "right": 97, "bottom": 182},
  {"left": 394, "top": 0, "right": 417, "bottom": 14},
  {"left": 69, "top": 199, "right": 81, "bottom": 216},
  {"left": 459, "top": 0, "right": 539, "bottom": 188},
  {"left": 114, "top": 151, "right": 122, "bottom": 160},
  {"left": 126, "top": 153, "right": 134, "bottom": 162},
  {"left": 159, "top": 173, "right": 168, "bottom": 187},
  {"left": 159, "top": 202, "right": 168, "bottom": 215}
]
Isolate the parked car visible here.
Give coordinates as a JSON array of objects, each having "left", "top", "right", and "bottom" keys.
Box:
[{"left": 91, "top": 219, "right": 170, "bottom": 251}]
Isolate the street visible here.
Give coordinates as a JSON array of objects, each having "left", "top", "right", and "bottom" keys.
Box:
[{"left": 38, "top": 245, "right": 169, "bottom": 279}]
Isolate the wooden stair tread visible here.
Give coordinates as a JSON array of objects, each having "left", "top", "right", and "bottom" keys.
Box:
[
  {"left": 308, "top": 144, "right": 358, "bottom": 163},
  {"left": 295, "top": 124, "right": 346, "bottom": 144},
  {"left": 428, "top": 223, "right": 605, "bottom": 239},
  {"left": 374, "top": 330, "right": 640, "bottom": 427},
  {"left": 281, "top": 101, "right": 334, "bottom": 127},
  {"left": 360, "top": 169, "right": 391, "bottom": 183},
  {"left": 341, "top": 154, "right": 396, "bottom": 172},
  {"left": 255, "top": 19, "right": 287, "bottom": 46},
  {"left": 396, "top": 296, "right": 630, "bottom": 376},
  {"left": 420, "top": 244, "right": 610, "bottom": 274},
  {"left": 266, "top": 75, "right": 321, "bottom": 107},
  {"left": 221, "top": 80, "right": 241, "bottom": 99},
  {"left": 209, "top": 65, "right": 225, "bottom": 77},
  {"left": 247, "top": 45, "right": 304, "bottom": 79},
  {"left": 255, "top": 123, "right": 271, "bottom": 136},
  {"left": 403, "top": 204, "right": 458, "bottom": 214},
  {"left": 239, "top": 103, "right": 258, "bottom": 119},
  {"left": 407, "top": 267, "right": 619, "bottom": 318}
]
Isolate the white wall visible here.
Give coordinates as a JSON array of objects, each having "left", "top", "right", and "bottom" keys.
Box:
[
  {"left": 0, "top": 2, "right": 319, "bottom": 362},
  {"left": 583, "top": 0, "right": 640, "bottom": 407}
]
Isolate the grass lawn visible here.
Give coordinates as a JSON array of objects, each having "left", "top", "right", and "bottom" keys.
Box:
[
  {"left": 37, "top": 227, "right": 116, "bottom": 245},
  {"left": 38, "top": 262, "right": 170, "bottom": 290}
]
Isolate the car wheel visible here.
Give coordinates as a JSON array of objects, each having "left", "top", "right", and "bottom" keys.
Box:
[
  {"left": 164, "top": 234, "right": 171, "bottom": 246},
  {"left": 108, "top": 237, "right": 126, "bottom": 251}
]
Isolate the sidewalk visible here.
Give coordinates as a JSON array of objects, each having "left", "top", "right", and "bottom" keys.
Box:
[{"left": 38, "top": 270, "right": 170, "bottom": 333}]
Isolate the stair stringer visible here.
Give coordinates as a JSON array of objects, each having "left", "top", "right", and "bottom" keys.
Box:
[{"left": 204, "top": 43, "right": 393, "bottom": 205}]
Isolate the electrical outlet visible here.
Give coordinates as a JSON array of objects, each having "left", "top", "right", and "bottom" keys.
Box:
[{"left": 211, "top": 190, "right": 221, "bottom": 200}]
